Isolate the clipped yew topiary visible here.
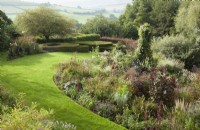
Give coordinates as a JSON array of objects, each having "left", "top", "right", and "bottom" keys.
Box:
[{"left": 134, "top": 23, "right": 153, "bottom": 63}]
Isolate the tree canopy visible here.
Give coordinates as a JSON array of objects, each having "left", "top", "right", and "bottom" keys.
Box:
[
  {"left": 81, "top": 15, "right": 116, "bottom": 37},
  {"left": 175, "top": 1, "right": 200, "bottom": 40},
  {"left": 0, "top": 10, "right": 13, "bottom": 51},
  {"left": 16, "top": 7, "right": 75, "bottom": 41},
  {"left": 120, "top": 0, "right": 180, "bottom": 36}
]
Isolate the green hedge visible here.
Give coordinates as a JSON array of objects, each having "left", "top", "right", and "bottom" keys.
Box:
[
  {"left": 42, "top": 43, "right": 90, "bottom": 52},
  {"left": 36, "top": 34, "right": 100, "bottom": 43},
  {"left": 76, "top": 34, "right": 100, "bottom": 41},
  {"left": 42, "top": 41, "right": 113, "bottom": 52},
  {"left": 79, "top": 41, "right": 113, "bottom": 51},
  {"left": 42, "top": 43, "right": 79, "bottom": 52}
]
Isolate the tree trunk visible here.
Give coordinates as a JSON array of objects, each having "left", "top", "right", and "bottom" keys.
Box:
[{"left": 44, "top": 35, "right": 49, "bottom": 42}]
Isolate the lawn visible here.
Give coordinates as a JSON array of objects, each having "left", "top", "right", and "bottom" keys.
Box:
[{"left": 0, "top": 52, "right": 125, "bottom": 130}]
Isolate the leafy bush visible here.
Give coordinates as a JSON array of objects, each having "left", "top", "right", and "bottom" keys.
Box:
[
  {"left": 114, "top": 85, "right": 131, "bottom": 108},
  {"left": 152, "top": 35, "right": 191, "bottom": 59},
  {"left": 0, "top": 103, "right": 53, "bottom": 130},
  {"left": 54, "top": 58, "right": 92, "bottom": 88},
  {"left": 149, "top": 68, "right": 177, "bottom": 107},
  {"left": 0, "top": 101, "right": 76, "bottom": 130},
  {"left": 157, "top": 58, "right": 185, "bottom": 74},
  {"left": 8, "top": 36, "right": 40, "bottom": 59},
  {"left": 77, "top": 93, "right": 95, "bottom": 110},
  {"left": 152, "top": 35, "right": 200, "bottom": 69}
]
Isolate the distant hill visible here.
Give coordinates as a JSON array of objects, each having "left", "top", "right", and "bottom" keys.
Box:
[
  {"left": 21, "top": 0, "right": 132, "bottom": 9},
  {"left": 0, "top": 0, "right": 130, "bottom": 23}
]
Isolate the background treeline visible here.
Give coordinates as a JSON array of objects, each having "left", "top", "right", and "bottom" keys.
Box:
[{"left": 81, "top": 0, "right": 180, "bottom": 39}]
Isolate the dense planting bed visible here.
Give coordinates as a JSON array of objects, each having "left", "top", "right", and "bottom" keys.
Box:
[{"left": 0, "top": 53, "right": 125, "bottom": 130}]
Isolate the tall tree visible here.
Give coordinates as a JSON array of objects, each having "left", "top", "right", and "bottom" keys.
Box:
[
  {"left": 16, "top": 7, "right": 75, "bottom": 41},
  {"left": 0, "top": 10, "right": 13, "bottom": 51},
  {"left": 175, "top": 1, "right": 200, "bottom": 40},
  {"left": 151, "top": 0, "right": 179, "bottom": 36},
  {"left": 120, "top": 0, "right": 180, "bottom": 37},
  {"left": 81, "top": 15, "right": 121, "bottom": 37}
]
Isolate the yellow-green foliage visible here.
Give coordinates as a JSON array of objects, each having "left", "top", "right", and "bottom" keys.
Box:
[
  {"left": 175, "top": 1, "right": 200, "bottom": 40},
  {"left": 16, "top": 6, "right": 75, "bottom": 40},
  {"left": 0, "top": 103, "right": 53, "bottom": 130}
]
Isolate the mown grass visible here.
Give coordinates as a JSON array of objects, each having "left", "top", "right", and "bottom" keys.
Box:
[{"left": 0, "top": 52, "right": 125, "bottom": 130}]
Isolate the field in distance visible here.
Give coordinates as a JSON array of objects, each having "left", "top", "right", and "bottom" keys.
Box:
[{"left": 0, "top": 0, "right": 130, "bottom": 23}]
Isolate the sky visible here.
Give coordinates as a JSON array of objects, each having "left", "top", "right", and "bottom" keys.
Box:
[{"left": 22, "top": 0, "right": 132, "bottom": 8}]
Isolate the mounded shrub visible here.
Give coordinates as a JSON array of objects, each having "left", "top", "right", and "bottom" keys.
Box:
[
  {"left": 8, "top": 36, "right": 40, "bottom": 59},
  {"left": 157, "top": 58, "right": 185, "bottom": 74},
  {"left": 152, "top": 35, "right": 200, "bottom": 69},
  {"left": 152, "top": 35, "right": 191, "bottom": 61}
]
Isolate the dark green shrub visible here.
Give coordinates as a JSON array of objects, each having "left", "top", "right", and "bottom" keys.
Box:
[
  {"left": 122, "top": 22, "right": 138, "bottom": 39},
  {"left": 0, "top": 11, "right": 16, "bottom": 51},
  {"left": 152, "top": 35, "right": 191, "bottom": 61},
  {"left": 152, "top": 35, "right": 200, "bottom": 69}
]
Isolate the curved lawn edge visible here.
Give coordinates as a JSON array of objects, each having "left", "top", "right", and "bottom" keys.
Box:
[{"left": 0, "top": 52, "right": 126, "bottom": 130}]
